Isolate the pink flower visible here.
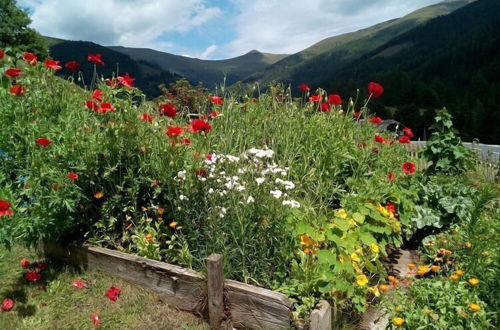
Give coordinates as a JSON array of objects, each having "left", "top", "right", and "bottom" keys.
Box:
[{"left": 71, "top": 279, "right": 87, "bottom": 289}]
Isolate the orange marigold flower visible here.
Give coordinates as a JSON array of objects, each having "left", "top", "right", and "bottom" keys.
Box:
[
  {"left": 379, "top": 284, "right": 390, "bottom": 292},
  {"left": 417, "top": 265, "right": 430, "bottom": 276},
  {"left": 407, "top": 263, "right": 416, "bottom": 270},
  {"left": 387, "top": 275, "right": 398, "bottom": 284},
  {"left": 469, "top": 303, "right": 481, "bottom": 312},
  {"left": 169, "top": 221, "right": 178, "bottom": 229},
  {"left": 431, "top": 265, "right": 440, "bottom": 272},
  {"left": 94, "top": 192, "right": 104, "bottom": 199},
  {"left": 145, "top": 233, "right": 154, "bottom": 242},
  {"left": 392, "top": 317, "right": 404, "bottom": 327},
  {"left": 450, "top": 274, "right": 459, "bottom": 281},
  {"left": 468, "top": 278, "right": 480, "bottom": 286},
  {"left": 455, "top": 269, "right": 464, "bottom": 276}
]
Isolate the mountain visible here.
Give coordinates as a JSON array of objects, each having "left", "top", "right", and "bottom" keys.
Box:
[
  {"left": 245, "top": 0, "right": 476, "bottom": 87},
  {"left": 323, "top": 0, "right": 500, "bottom": 143},
  {"left": 108, "top": 46, "right": 287, "bottom": 88},
  {"left": 48, "top": 40, "right": 181, "bottom": 97}
]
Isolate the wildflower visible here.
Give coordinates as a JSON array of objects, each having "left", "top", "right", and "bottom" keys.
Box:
[
  {"left": 387, "top": 276, "right": 398, "bottom": 284},
  {"left": 1, "top": 298, "right": 14, "bottom": 311},
  {"left": 5, "top": 68, "right": 23, "bottom": 77},
  {"left": 356, "top": 274, "right": 368, "bottom": 286},
  {"left": 166, "top": 126, "right": 184, "bottom": 138},
  {"left": 417, "top": 265, "right": 430, "bottom": 276},
  {"left": 392, "top": 317, "right": 404, "bottom": 327},
  {"left": 88, "top": 53, "right": 104, "bottom": 66},
  {"left": 353, "top": 111, "right": 361, "bottom": 118},
  {"left": 24, "top": 270, "right": 42, "bottom": 282},
  {"left": 105, "top": 286, "right": 121, "bottom": 301},
  {"left": 145, "top": 233, "right": 154, "bottom": 242},
  {"left": 65, "top": 60, "right": 81, "bottom": 72},
  {"left": 19, "top": 258, "right": 30, "bottom": 268},
  {"left": 388, "top": 172, "right": 394, "bottom": 183},
  {"left": 98, "top": 102, "right": 115, "bottom": 114},
  {"left": 117, "top": 72, "right": 135, "bottom": 88},
  {"left": 94, "top": 192, "right": 104, "bottom": 199},
  {"left": 210, "top": 95, "right": 223, "bottom": 105},
  {"left": 169, "top": 221, "right": 178, "bottom": 229},
  {"left": 309, "top": 95, "right": 321, "bottom": 102},
  {"left": 368, "top": 286, "right": 380, "bottom": 297},
  {"left": 398, "top": 135, "right": 410, "bottom": 144},
  {"left": 337, "top": 209, "right": 347, "bottom": 219},
  {"left": 67, "top": 172, "right": 78, "bottom": 180},
  {"left": 71, "top": 279, "right": 87, "bottom": 289},
  {"left": 328, "top": 94, "right": 342, "bottom": 105},
  {"left": 394, "top": 305, "right": 402, "bottom": 312},
  {"left": 469, "top": 303, "right": 481, "bottom": 312},
  {"left": 91, "top": 313, "right": 101, "bottom": 326},
  {"left": 44, "top": 59, "right": 62, "bottom": 70},
  {"left": 370, "top": 117, "right": 382, "bottom": 124},
  {"left": 246, "top": 196, "right": 255, "bottom": 204},
  {"left": 431, "top": 265, "right": 440, "bottom": 272},
  {"left": 139, "top": 113, "right": 152, "bottom": 123},
  {"left": 36, "top": 138, "right": 53, "bottom": 147},
  {"left": 320, "top": 102, "right": 330, "bottom": 112},
  {"left": 371, "top": 243, "right": 379, "bottom": 253},
  {"left": 191, "top": 119, "right": 212, "bottom": 133},
  {"left": 159, "top": 104, "right": 177, "bottom": 117},
  {"left": 379, "top": 284, "right": 389, "bottom": 292},
  {"left": 450, "top": 274, "right": 459, "bottom": 281},
  {"left": 9, "top": 84, "right": 25, "bottom": 96},
  {"left": 298, "top": 83, "right": 310, "bottom": 92},
  {"left": 208, "top": 110, "right": 219, "bottom": 118},
  {"left": 464, "top": 241, "right": 472, "bottom": 248},
  {"left": 0, "top": 200, "right": 13, "bottom": 217},
  {"left": 351, "top": 253, "right": 361, "bottom": 262},
  {"left": 0, "top": 49, "right": 4, "bottom": 60},
  {"left": 91, "top": 89, "right": 103, "bottom": 102},
  {"left": 402, "top": 161, "right": 416, "bottom": 174},
  {"left": 403, "top": 127, "right": 414, "bottom": 138},
  {"left": 85, "top": 101, "right": 99, "bottom": 111},
  {"left": 374, "top": 134, "right": 385, "bottom": 143},
  {"left": 455, "top": 269, "right": 464, "bottom": 276},
  {"left": 368, "top": 82, "right": 384, "bottom": 98},
  {"left": 468, "top": 278, "right": 480, "bottom": 286},
  {"left": 300, "top": 234, "right": 316, "bottom": 247},
  {"left": 282, "top": 200, "right": 300, "bottom": 208},
  {"left": 270, "top": 190, "right": 283, "bottom": 199},
  {"left": 22, "top": 52, "right": 38, "bottom": 65}
]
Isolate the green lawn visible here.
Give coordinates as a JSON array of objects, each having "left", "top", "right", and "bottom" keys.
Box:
[{"left": 0, "top": 244, "right": 209, "bottom": 329}]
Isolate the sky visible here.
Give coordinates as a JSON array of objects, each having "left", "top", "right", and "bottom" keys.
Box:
[{"left": 18, "top": 0, "right": 443, "bottom": 60}]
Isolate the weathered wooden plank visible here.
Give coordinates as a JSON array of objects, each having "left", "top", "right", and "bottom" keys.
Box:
[
  {"left": 41, "top": 242, "right": 206, "bottom": 313},
  {"left": 207, "top": 254, "right": 224, "bottom": 329},
  {"left": 310, "top": 300, "right": 331, "bottom": 330},
  {"left": 225, "top": 279, "right": 292, "bottom": 330}
]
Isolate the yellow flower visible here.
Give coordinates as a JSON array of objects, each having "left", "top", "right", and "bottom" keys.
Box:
[
  {"left": 431, "top": 265, "right": 440, "bottom": 272},
  {"left": 145, "top": 233, "right": 154, "bottom": 242},
  {"left": 465, "top": 241, "right": 472, "bottom": 248},
  {"left": 94, "top": 191, "right": 104, "bottom": 199},
  {"left": 351, "top": 253, "right": 361, "bottom": 262},
  {"left": 371, "top": 243, "right": 379, "bottom": 253},
  {"left": 157, "top": 207, "right": 165, "bottom": 215},
  {"left": 169, "top": 221, "right": 178, "bottom": 229},
  {"left": 481, "top": 251, "right": 490, "bottom": 256},
  {"left": 418, "top": 265, "right": 430, "bottom": 276},
  {"left": 348, "top": 218, "right": 358, "bottom": 227},
  {"left": 388, "top": 275, "right": 398, "bottom": 284},
  {"left": 368, "top": 286, "right": 380, "bottom": 297},
  {"left": 450, "top": 274, "right": 459, "bottom": 281},
  {"left": 468, "top": 278, "right": 480, "bottom": 286},
  {"left": 455, "top": 269, "right": 464, "bottom": 276},
  {"left": 407, "top": 263, "right": 416, "bottom": 270},
  {"left": 469, "top": 303, "right": 481, "bottom": 312},
  {"left": 300, "top": 234, "right": 317, "bottom": 246},
  {"left": 337, "top": 208, "right": 347, "bottom": 219},
  {"left": 379, "top": 284, "right": 390, "bottom": 292},
  {"left": 356, "top": 274, "right": 368, "bottom": 286},
  {"left": 392, "top": 317, "right": 404, "bottom": 327},
  {"left": 425, "top": 309, "right": 433, "bottom": 315},
  {"left": 395, "top": 305, "right": 402, "bottom": 312}
]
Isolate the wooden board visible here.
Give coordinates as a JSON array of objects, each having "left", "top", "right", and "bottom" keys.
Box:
[{"left": 310, "top": 300, "right": 332, "bottom": 330}]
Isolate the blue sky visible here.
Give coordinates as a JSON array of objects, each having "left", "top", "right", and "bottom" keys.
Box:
[{"left": 18, "top": 0, "right": 443, "bottom": 59}]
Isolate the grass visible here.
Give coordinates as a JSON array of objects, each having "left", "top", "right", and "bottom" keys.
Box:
[{"left": 0, "top": 244, "right": 209, "bottom": 330}]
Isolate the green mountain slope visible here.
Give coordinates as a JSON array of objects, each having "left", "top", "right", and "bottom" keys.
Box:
[
  {"left": 246, "top": 0, "right": 476, "bottom": 86},
  {"left": 108, "top": 46, "right": 287, "bottom": 88},
  {"left": 325, "top": 0, "right": 500, "bottom": 143}
]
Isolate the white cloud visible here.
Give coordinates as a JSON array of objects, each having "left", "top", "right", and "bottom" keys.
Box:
[
  {"left": 223, "top": 0, "right": 442, "bottom": 57},
  {"left": 200, "top": 44, "right": 217, "bottom": 59},
  {"left": 20, "top": 0, "right": 221, "bottom": 52}
]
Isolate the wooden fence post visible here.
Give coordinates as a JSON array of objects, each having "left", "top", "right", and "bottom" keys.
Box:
[
  {"left": 207, "top": 254, "right": 224, "bottom": 329},
  {"left": 310, "top": 300, "right": 332, "bottom": 330}
]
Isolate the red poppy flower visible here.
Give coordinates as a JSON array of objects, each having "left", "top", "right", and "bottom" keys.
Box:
[
  {"left": 398, "top": 135, "right": 410, "bottom": 144},
  {"left": 91, "top": 89, "right": 103, "bottom": 102},
  {"left": 370, "top": 117, "right": 382, "bottom": 124},
  {"left": 1, "top": 298, "right": 14, "bottom": 311},
  {"left": 159, "top": 104, "right": 177, "bottom": 118},
  {"left": 353, "top": 112, "right": 361, "bottom": 118},
  {"left": 23, "top": 52, "right": 38, "bottom": 65},
  {"left": 65, "top": 60, "right": 81, "bottom": 72},
  {"left": 44, "top": 59, "right": 62, "bottom": 70},
  {"left": 105, "top": 78, "right": 117, "bottom": 87},
  {"left": 98, "top": 102, "right": 115, "bottom": 114},
  {"left": 5, "top": 68, "right": 23, "bottom": 77},
  {"left": 210, "top": 95, "right": 223, "bottom": 105},
  {"left": 117, "top": 72, "right": 135, "bottom": 88},
  {"left": 208, "top": 110, "right": 219, "bottom": 118},
  {"left": 24, "top": 270, "right": 42, "bottom": 282},
  {"left": 403, "top": 127, "right": 414, "bottom": 138},
  {"left": 91, "top": 313, "right": 100, "bottom": 326},
  {"left": 191, "top": 119, "right": 212, "bottom": 133},
  {"left": 36, "top": 263, "right": 47, "bottom": 271},
  {"left": 85, "top": 101, "right": 99, "bottom": 112},
  {"left": 252, "top": 97, "right": 258, "bottom": 102},
  {"left": 181, "top": 138, "right": 191, "bottom": 146},
  {"left": 19, "top": 258, "right": 30, "bottom": 268},
  {"left": 140, "top": 113, "right": 153, "bottom": 123},
  {"left": 368, "top": 82, "right": 384, "bottom": 98},
  {"left": 0, "top": 49, "right": 4, "bottom": 60},
  {"left": 388, "top": 172, "right": 394, "bottom": 183},
  {"left": 402, "top": 162, "right": 416, "bottom": 174},
  {"left": 328, "top": 94, "right": 342, "bottom": 105},
  {"left": 298, "top": 83, "right": 310, "bottom": 92},
  {"left": 374, "top": 134, "right": 386, "bottom": 144},
  {"left": 9, "top": 84, "right": 25, "bottom": 96},
  {"left": 320, "top": 102, "right": 330, "bottom": 112},
  {"left": 166, "top": 126, "right": 183, "bottom": 137},
  {"left": 386, "top": 201, "right": 396, "bottom": 214},
  {"left": 71, "top": 279, "right": 87, "bottom": 289},
  {"left": 105, "top": 286, "right": 121, "bottom": 301},
  {"left": 67, "top": 172, "right": 79, "bottom": 180},
  {"left": 0, "top": 200, "right": 13, "bottom": 217},
  {"left": 36, "top": 138, "right": 52, "bottom": 147},
  {"left": 309, "top": 95, "right": 321, "bottom": 102},
  {"left": 88, "top": 53, "right": 104, "bottom": 66}
]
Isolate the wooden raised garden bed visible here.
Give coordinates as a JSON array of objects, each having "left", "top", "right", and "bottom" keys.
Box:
[{"left": 40, "top": 242, "right": 333, "bottom": 330}]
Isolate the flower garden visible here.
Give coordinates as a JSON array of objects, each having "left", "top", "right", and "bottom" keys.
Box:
[{"left": 1, "top": 48, "right": 499, "bottom": 329}]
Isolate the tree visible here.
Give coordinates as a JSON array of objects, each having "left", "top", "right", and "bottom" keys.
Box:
[{"left": 0, "top": 0, "right": 47, "bottom": 57}]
